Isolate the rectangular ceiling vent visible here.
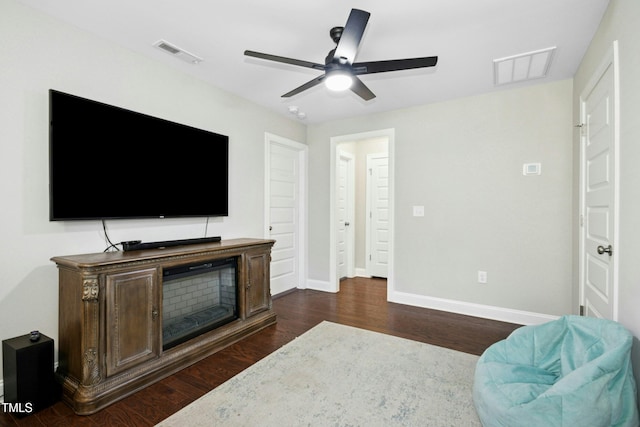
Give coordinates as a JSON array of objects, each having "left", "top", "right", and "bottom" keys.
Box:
[
  {"left": 493, "top": 47, "right": 556, "bottom": 86},
  {"left": 153, "top": 40, "right": 203, "bottom": 65}
]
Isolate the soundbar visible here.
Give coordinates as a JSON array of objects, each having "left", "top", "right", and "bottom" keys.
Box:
[{"left": 121, "top": 236, "right": 221, "bottom": 252}]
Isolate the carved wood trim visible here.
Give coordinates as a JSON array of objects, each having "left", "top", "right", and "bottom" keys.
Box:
[
  {"left": 82, "top": 278, "right": 99, "bottom": 301},
  {"left": 83, "top": 348, "right": 100, "bottom": 385},
  {"left": 81, "top": 276, "right": 101, "bottom": 385}
]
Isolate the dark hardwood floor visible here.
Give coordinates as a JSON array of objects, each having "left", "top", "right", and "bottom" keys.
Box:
[{"left": 1, "top": 277, "right": 520, "bottom": 427}]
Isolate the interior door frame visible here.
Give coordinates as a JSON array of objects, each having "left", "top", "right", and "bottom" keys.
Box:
[
  {"left": 329, "top": 128, "right": 395, "bottom": 294},
  {"left": 264, "top": 132, "right": 308, "bottom": 291},
  {"left": 578, "top": 40, "right": 620, "bottom": 319}
]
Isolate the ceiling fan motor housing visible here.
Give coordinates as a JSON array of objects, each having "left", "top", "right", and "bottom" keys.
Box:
[{"left": 330, "top": 26, "right": 344, "bottom": 44}]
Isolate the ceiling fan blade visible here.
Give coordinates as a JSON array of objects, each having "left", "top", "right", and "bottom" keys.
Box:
[
  {"left": 244, "top": 50, "right": 325, "bottom": 71},
  {"left": 350, "top": 76, "right": 376, "bottom": 101},
  {"left": 332, "top": 9, "right": 370, "bottom": 65},
  {"left": 353, "top": 56, "right": 439, "bottom": 75},
  {"left": 282, "top": 75, "right": 326, "bottom": 98}
]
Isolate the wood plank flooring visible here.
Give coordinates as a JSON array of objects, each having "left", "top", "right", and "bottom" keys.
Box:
[{"left": 1, "top": 277, "right": 521, "bottom": 426}]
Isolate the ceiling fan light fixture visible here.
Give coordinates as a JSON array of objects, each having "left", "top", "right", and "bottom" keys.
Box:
[{"left": 325, "top": 71, "right": 353, "bottom": 92}]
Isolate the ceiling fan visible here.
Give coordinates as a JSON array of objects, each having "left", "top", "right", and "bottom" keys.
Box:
[{"left": 244, "top": 8, "right": 438, "bottom": 101}]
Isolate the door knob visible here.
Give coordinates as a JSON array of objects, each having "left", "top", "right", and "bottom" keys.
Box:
[{"left": 597, "top": 245, "right": 613, "bottom": 256}]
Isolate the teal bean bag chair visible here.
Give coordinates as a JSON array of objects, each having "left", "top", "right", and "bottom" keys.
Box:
[{"left": 473, "top": 315, "right": 639, "bottom": 427}]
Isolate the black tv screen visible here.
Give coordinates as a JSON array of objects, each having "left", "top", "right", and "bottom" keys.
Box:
[{"left": 49, "top": 89, "right": 229, "bottom": 220}]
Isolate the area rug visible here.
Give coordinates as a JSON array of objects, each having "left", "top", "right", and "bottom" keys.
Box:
[{"left": 156, "top": 321, "right": 481, "bottom": 426}]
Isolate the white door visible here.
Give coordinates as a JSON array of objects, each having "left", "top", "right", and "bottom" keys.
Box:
[
  {"left": 336, "top": 151, "right": 355, "bottom": 279},
  {"left": 579, "top": 41, "right": 619, "bottom": 320},
  {"left": 266, "top": 134, "right": 306, "bottom": 295},
  {"left": 367, "top": 154, "right": 389, "bottom": 278}
]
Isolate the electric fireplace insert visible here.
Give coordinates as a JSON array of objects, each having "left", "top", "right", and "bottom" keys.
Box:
[{"left": 161, "top": 257, "right": 238, "bottom": 350}]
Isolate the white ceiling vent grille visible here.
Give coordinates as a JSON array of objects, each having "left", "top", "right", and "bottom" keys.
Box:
[
  {"left": 494, "top": 47, "right": 555, "bottom": 86},
  {"left": 153, "top": 40, "right": 203, "bottom": 64}
]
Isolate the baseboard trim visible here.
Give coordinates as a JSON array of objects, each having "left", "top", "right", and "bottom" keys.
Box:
[
  {"left": 355, "top": 268, "right": 370, "bottom": 278},
  {"left": 302, "top": 280, "right": 555, "bottom": 325},
  {"left": 388, "top": 289, "right": 558, "bottom": 326},
  {"left": 306, "top": 279, "right": 336, "bottom": 293}
]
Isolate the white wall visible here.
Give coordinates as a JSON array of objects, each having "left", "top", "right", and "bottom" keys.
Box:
[
  {"left": 572, "top": 0, "right": 640, "bottom": 391},
  {"left": 0, "top": 0, "right": 305, "bottom": 384},
  {"left": 308, "top": 79, "right": 574, "bottom": 323}
]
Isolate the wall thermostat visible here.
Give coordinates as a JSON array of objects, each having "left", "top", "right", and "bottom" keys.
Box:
[{"left": 523, "top": 163, "right": 541, "bottom": 176}]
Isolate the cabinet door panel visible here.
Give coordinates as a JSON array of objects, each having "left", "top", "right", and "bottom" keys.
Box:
[
  {"left": 105, "top": 268, "right": 160, "bottom": 376},
  {"left": 246, "top": 252, "right": 270, "bottom": 317}
]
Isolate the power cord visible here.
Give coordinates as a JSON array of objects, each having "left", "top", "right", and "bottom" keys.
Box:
[{"left": 102, "top": 220, "right": 120, "bottom": 252}]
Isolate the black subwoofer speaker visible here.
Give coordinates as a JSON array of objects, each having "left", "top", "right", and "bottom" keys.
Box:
[{"left": 2, "top": 333, "right": 58, "bottom": 416}]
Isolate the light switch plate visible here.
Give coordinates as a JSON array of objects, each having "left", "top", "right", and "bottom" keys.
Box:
[{"left": 413, "top": 206, "right": 425, "bottom": 217}]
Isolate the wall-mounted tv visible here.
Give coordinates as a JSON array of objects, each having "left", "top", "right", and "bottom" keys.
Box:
[{"left": 49, "top": 89, "right": 229, "bottom": 220}]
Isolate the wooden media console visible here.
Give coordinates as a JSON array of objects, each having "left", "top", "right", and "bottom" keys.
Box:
[{"left": 51, "top": 238, "right": 276, "bottom": 415}]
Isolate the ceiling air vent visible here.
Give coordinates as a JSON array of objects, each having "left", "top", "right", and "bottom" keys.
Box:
[
  {"left": 493, "top": 47, "right": 555, "bottom": 86},
  {"left": 153, "top": 40, "right": 203, "bottom": 64}
]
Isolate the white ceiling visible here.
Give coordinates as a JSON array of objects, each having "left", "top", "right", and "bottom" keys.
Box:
[{"left": 17, "top": 0, "right": 610, "bottom": 124}]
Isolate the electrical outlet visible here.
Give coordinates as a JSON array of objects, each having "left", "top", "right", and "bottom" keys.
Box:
[{"left": 478, "top": 271, "right": 488, "bottom": 284}]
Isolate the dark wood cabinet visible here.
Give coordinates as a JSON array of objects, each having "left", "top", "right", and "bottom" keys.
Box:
[{"left": 51, "top": 238, "right": 276, "bottom": 415}]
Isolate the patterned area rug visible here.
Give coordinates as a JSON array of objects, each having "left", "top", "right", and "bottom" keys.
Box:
[{"left": 156, "top": 321, "right": 481, "bottom": 426}]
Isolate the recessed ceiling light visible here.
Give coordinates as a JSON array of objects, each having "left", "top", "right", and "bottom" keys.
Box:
[
  {"left": 153, "top": 40, "right": 203, "bottom": 65},
  {"left": 493, "top": 47, "right": 556, "bottom": 86}
]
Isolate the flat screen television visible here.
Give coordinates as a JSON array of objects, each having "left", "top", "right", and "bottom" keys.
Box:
[{"left": 49, "top": 89, "right": 229, "bottom": 220}]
